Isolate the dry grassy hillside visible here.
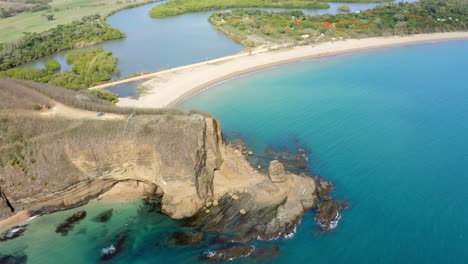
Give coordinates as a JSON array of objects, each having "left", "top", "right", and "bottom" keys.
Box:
[
  {"left": 0, "top": 79, "right": 210, "bottom": 116},
  {"left": 0, "top": 79, "right": 215, "bottom": 218}
]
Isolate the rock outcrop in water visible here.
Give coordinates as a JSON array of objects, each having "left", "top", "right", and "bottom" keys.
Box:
[
  {"left": 0, "top": 255, "right": 28, "bottom": 264},
  {"left": 172, "top": 232, "right": 204, "bottom": 246},
  {"left": 202, "top": 245, "right": 255, "bottom": 262},
  {"left": 0, "top": 225, "right": 28, "bottom": 242},
  {"left": 100, "top": 229, "right": 129, "bottom": 262},
  {"left": 93, "top": 209, "right": 114, "bottom": 223},
  {"left": 55, "top": 210, "right": 87, "bottom": 236}
]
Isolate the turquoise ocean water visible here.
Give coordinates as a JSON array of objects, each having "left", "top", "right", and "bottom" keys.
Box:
[
  {"left": 2, "top": 40, "right": 467, "bottom": 263},
  {"left": 182, "top": 40, "right": 468, "bottom": 263}
]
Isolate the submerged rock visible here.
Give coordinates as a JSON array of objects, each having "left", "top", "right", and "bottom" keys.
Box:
[
  {"left": 0, "top": 225, "right": 28, "bottom": 242},
  {"left": 202, "top": 245, "right": 255, "bottom": 261},
  {"left": 0, "top": 255, "right": 28, "bottom": 264},
  {"left": 93, "top": 209, "right": 113, "bottom": 223},
  {"left": 55, "top": 210, "right": 86, "bottom": 236},
  {"left": 315, "top": 201, "right": 342, "bottom": 230},
  {"left": 341, "top": 201, "right": 350, "bottom": 209},
  {"left": 172, "top": 231, "right": 204, "bottom": 246},
  {"left": 251, "top": 245, "right": 281, "bottom": 262},
  {"left": 263, "top": 146, "right": 310, "bottom": 174},
  {"left": 100, "top": 230, "right": 129, "bottom": 262}
]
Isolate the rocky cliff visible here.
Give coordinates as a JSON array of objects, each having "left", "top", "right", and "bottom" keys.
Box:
[
  {"left": 0, "top": 79, "right": 331, "bottom": 240},
  {"left": 0, "top": 111, "right": 322, "bottom": 238}
]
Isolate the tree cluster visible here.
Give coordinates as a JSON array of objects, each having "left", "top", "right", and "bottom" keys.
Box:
[{"left": 0, "top": 19, "right": 124, "bottom": 71}]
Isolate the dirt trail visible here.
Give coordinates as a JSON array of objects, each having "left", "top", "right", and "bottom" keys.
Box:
[{"left": 39, "top": 102, "right": 126, "bottom": 120}]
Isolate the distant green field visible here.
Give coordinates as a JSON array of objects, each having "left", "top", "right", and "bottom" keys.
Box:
[{"left": 0, "top": 0, "right": 158, "bottom": 44}]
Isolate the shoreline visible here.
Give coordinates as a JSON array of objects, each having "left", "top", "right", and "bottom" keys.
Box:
[
  {"left": 0, "top": 182, "right": 147, "bottom": 229},
  {"left": 114, "top": 32, "right": 468, "bottom": 109}
]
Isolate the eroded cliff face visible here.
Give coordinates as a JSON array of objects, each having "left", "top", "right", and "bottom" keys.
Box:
[{"left": 0, "top": 113, "right": 318, "bottom": 239}]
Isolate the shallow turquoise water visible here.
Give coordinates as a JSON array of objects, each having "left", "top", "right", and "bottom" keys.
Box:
[{"left": 182, "top": 40, "right": 468, "bottom": 263}]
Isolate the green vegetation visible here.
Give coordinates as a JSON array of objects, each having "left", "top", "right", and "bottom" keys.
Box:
[
  {"left": 33, "top": 103, "right": 43, "bottom": 111},
  {"left": 87, "top": 90, "right": 119, "bottom": 104},
  {"left": 0, "top": 19, "right": 123, "bottom": 71},
  {"left": 164, "top": 110, "right": 174, "bottom": 121},
  {"left": 0, "top": 0, "right": 160, "bottom": 44},
  {"left": 209, "top": 0, "right": 468, "bottom": 47},
  {"left": 51, "top": 48, "right": 119, "bottom": 89},
  {"left": 45, "top": 60, "right": 61, "bottom": 73},
  {"left": 1, "top": 48, "right": 120, "bottom": 101},
  {"left": 337, "top": 5, "right": 351, "bottom": 14},
  {"left": 325, "top": 0, "right": 390, "bottom": 2},
  {"left": 149, "top": 0, "right": 329, "bottom": 18}
]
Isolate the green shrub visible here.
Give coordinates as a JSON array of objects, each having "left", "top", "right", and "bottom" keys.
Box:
[
  {"left": 33, "top": 103, "right": 43, "bottom": 111},
  {"left": 338, "top": 5, "right": 351, "bottom": 13},
  {"left": 0, "top": 20, "right": 124, "bottom": 71},
  {"left": 45, "top": 60, "right": 61, "bottom": 74},
  {"left": 88, "top": 90, "right": 119, "bottom": 104}
]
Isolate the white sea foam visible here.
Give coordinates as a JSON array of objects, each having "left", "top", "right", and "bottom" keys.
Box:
[
  {"left": 27, "top": 216, "right": 38, "bottom": 222},
  {"left": 316, "top": 212, "right": 341, "bottom": 230},
  {"left": 101, "top": 245, "right": 116, "bottom": 256},
  {"left": 284, "top": 226, "right": 297, "bottom": 239},
  {"left": 328, "top": 214, "right": 342, "bottom": 230},
  {"left": 204, "top": 251, "right": 215, "bottom": 258}
]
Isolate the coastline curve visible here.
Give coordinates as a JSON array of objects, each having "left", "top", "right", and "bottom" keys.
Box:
[{"left": 114, "top": 32, "right": 468, "bottom": 109}]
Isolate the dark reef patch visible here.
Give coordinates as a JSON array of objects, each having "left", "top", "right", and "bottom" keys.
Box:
[
  {"left": 172, "top": 231, "right": 204, "bottom": 246},
  {"left": 100, "top": 229, "right": 130, "bottom": 262},
  {"left": 0, "top": 254, "right": 28, "bottom": 264},
  {"left": 55, "top": 210, "right": 86, "bottom": 236},
  {"left": 93, "top": 209, "right": 113, "bottom": 223},
  {"left": 201, "top": 245, "right": 255, "bottom": 262}
]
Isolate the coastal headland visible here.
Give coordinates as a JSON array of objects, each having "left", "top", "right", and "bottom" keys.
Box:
[{"left": 0, "top": 80, "right": 340, "bottom": 247}]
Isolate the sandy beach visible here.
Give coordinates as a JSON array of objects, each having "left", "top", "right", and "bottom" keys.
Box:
[
  {"left": 112, "top": 32, "right": 468, "bottom": 109},
  {"left": 0, "top": 211, "right": 30, "bottom": 229}
]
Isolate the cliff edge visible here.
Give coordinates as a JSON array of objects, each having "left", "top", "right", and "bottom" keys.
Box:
[{"left": 0, "top": 79, "right": 328, "bottom": 240}]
